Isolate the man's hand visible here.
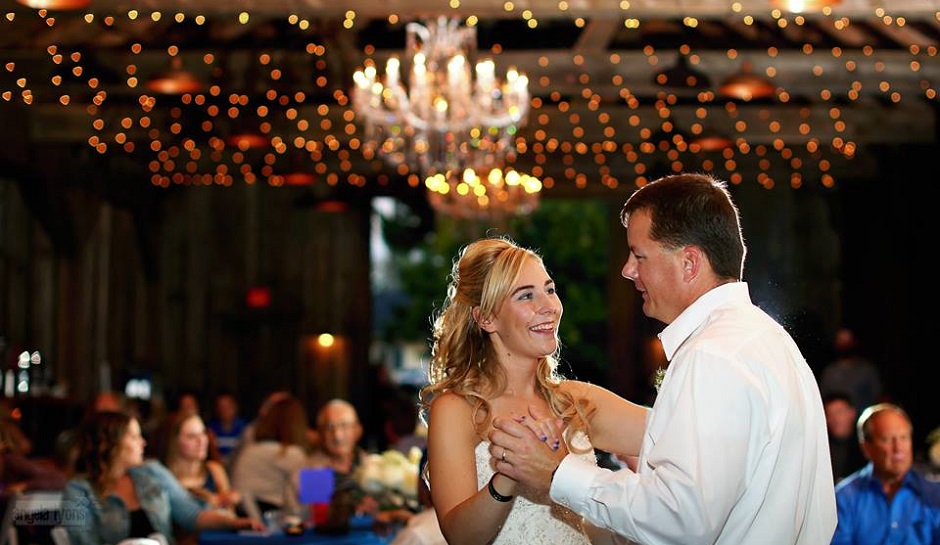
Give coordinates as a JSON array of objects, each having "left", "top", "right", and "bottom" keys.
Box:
[{"left": 488, "top": 405, "right": 566, "bottom": 493}]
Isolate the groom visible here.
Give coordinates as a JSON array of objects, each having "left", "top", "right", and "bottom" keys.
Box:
[{"left": 489, "top": 173, "right": 836, "bottom": 545}]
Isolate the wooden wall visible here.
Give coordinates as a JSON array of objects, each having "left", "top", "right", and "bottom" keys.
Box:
[{"left": 0, "top": 178, "right": 372, "bottom": 420}]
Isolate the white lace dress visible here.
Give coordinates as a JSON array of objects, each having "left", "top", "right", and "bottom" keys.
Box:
[{"left": 475, "top": 436, "right": 595, "bottom": 545}]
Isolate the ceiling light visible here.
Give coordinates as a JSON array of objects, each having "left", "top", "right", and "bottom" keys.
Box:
[
  {"left": 146, "top": 57, "right": 203, "bottom": 95},
  {"left": 226, "top": 131, "right": 270, "bottom": 150},
  {"left": 718, "top": 61, "right": 775, "bottom": 101},
  {"left": 690, "top": 130, "right": 733, "bottom": 152},
  {"left": 15, "top": 0, "right": 89, "bottom": 10},
  {"left": 353, "top": 17, "right": 538, "bottom": 220},
  {"left": 771, "top": 0, "right": 842, "bottom": 13},
  {"left": 424, "top": 167, "right": 541, "bottom": 220}
]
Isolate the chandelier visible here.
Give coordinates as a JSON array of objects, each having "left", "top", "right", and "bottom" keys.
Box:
[{"left": 352, "top": 17, "right": 540, "bottom": 219}]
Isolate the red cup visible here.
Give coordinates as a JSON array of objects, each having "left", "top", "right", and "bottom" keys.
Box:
[{"left": 310, "top": 502, "right": 330, "bottom": 526}]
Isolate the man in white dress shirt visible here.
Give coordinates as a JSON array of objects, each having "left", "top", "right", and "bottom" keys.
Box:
[{"left": 490, "top": 173, "right": 836, "bottom": 545}]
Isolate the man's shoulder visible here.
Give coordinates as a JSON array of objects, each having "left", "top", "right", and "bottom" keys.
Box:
[
  {"left": 907, "top": 470, "right": 940, "bottom": 506},
  {"left": 835, "top": 466, "right": 874, "bottom": 497}
]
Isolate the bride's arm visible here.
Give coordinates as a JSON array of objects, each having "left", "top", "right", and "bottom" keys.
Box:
[
  {"left": 562, "top": 381, "right": 649, "bottom": 457},
  {"left": 427, "top": 392, "right": 515, "bottom": 545}
]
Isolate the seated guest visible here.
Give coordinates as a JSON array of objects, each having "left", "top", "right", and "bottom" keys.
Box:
[
  {"left": 307, "top": 399, "right": 411, "bottom": 526},
  {"left": 824, "top": 392, "right": 867, "bottom": 483},
  {"left": 227, "top": 390, "right": 290, "bottom": 469},
  {"left": 231, "top": 395, "right": 309, "bottom": 516},
  {"left": 307, "top": 399, "right": 372, "bottom": 514},
  {"left": 165, "top": 412, "right": 240, "bottom": 511},
  {"left": 207, "top": 392, "right": 247, "bottom": 468},
  {"left": 63, "top": 411, "right": 262, "bottom": 545},
  {"left": 307, "top": 399, "right": 368, "bottom": 476},
  {"left": 0, "top": 418, "right": 68, "bottom": 495},
  {"left": 830, "top": 403, "right": 940, "bottom": 545}
]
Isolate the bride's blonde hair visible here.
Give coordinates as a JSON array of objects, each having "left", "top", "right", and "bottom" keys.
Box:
[{"left": 419, "top": 236, "right": 593, "bottom": 449}]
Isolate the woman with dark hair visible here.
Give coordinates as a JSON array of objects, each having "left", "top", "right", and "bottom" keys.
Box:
[{"left": 62, "top": 411, "right": 262, "bottom": 545}]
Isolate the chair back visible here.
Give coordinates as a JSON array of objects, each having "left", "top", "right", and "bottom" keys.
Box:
[
  {"left": 239, "top": 491, "right": 263, "bottom": 521},
  {"left": 146, "top": 533, "right": 170, "bottom": 545},
  {"left": 49, "top": 526, "right": 69, "bottom": 545}
]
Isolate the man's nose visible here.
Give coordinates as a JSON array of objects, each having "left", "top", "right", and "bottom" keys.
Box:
[{"left": 621, "top": 256, "right": 636, "bottom": 280}]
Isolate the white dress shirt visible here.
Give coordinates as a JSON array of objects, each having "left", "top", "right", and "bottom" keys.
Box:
[{"left": 551, "top": 282, "right": 837, "bottom": 545}]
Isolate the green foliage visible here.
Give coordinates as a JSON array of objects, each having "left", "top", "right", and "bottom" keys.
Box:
[
  {"left": 376, "top": 198, "right": 611, "bottom": 383},
  {"left": 508, "top": 199, "right": 610, "bottom": 383}
]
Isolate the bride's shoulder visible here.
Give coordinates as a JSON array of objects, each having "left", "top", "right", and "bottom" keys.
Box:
[
  {"left": 428, "top": 391, "right": 473, "bottom": 428},
  {"left": 558, "top": 379, "right": 594, "bottom": 398},
  {"left": 429, "top": 390, "right": 469, "bottom": 410}
]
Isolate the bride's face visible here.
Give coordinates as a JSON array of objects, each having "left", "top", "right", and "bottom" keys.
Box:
[{"left": 483, "top": 257, "right": 563, "bottom": 362}]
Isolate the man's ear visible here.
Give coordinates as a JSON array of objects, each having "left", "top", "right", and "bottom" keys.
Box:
[{"left": 681, "top": 246, "right": 702, "bottom": 281}]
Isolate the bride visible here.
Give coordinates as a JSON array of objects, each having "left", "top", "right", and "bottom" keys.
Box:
[{"left": 421, "top": 237, "right": 645, "bottom": 545}]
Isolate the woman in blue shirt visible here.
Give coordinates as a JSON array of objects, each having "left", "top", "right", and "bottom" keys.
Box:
[{"left": 62, "top": 411, "right": 262, "bottom": 545}]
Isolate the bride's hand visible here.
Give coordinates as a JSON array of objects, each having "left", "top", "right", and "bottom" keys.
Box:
[{"left": 512, "top": 405, "right": 563, "bottom": 451}]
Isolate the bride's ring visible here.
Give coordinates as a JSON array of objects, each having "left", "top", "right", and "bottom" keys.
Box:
[{"left": 501, "top": 450, "right": 507, "bottom": 463}]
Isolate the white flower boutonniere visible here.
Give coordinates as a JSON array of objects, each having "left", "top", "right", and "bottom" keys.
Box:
[{"left": 653, "top": 366, "right": 667, "bottom": 393}]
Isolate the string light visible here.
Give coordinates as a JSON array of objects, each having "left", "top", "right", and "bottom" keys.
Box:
[{"left": 6, "top": 7, "right": 933, "bottom": 192}]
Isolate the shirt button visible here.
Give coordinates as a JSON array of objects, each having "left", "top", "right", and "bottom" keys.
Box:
[{"left": 891, "top": 521, "right": 899, "bottom": 528}]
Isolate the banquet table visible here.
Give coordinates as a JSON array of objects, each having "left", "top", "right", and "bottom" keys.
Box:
[{"left": 198, "top": 515, "right": 394, "bottom": 545}]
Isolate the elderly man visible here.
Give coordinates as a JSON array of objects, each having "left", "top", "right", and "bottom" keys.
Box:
[
  {"left": 831, "top": 403, "right": 940, "bottom": 545},
  {"left": 308, "top": 398, "right": 367, "bottom": 475},
  {"left": 306, "top": 399, "right": 373, "bottom": 519},
  {"left": 307, "top": 399, "right": 415, "bottom": 528}
]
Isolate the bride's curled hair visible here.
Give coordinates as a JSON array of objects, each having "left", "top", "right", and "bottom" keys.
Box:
[{"left": 419, "top": 236, "right": 593, "bottom": 451}]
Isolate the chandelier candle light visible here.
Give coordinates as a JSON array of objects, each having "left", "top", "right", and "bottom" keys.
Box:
[{"left": 353, "top": 17, "right": 541, "bottom": 220}]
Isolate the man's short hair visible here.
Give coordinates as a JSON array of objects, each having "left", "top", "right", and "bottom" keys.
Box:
[{"left": 856, "top": 402, "right": 909, "bottom": 443}]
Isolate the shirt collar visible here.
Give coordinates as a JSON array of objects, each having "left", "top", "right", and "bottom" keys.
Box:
[
  {"left": 858, "top": 464, "right": 926, "bottom": 497},
  {"left": 658, "top": 282, "right": 751, "bottom": 361}
]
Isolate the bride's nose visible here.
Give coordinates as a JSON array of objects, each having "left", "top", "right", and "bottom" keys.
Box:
[{"left": 540, "top": 295, "right": 560, "bottom": 315}]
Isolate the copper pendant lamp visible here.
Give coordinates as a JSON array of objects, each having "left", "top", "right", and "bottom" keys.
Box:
[{"left": 718, "top": 61, "right": 775, "bottom": 101}]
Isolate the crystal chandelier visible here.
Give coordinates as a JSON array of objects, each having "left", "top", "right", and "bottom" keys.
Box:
[
  {"left": 353, "top": 17, "right": 540, "bottom": 219},
  {"left": 425, "top": 167, "right": 541, "bottom": 220}
]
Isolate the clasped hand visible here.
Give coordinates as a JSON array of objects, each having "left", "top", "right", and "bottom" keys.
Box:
[{"left": 488, "top": 404, "right": 567, "bottom": 493}]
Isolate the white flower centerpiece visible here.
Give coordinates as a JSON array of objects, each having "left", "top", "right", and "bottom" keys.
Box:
[{"left": 354, "top": 446, "right": 423, "bottom": 511}]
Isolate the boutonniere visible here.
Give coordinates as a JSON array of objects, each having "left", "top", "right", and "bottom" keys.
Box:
[{"left": 653, "top": 366, "right": 667, "bottom": 393}]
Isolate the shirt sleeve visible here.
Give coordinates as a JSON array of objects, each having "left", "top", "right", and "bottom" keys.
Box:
[
  {"left": 829, "top": 491, "right": 855, "bottom": 545},
  {"left": 62, "top": 480, "right": 101, "bottom": 545},
  {"left": 147, "top": 461, "right": 203, "bottom": 531},
  {"left": 274, "top": 446, "right": 307, "bottom": 513},
  {"left": 552, "top": 350, "right": 763, "bottom": 545}
]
